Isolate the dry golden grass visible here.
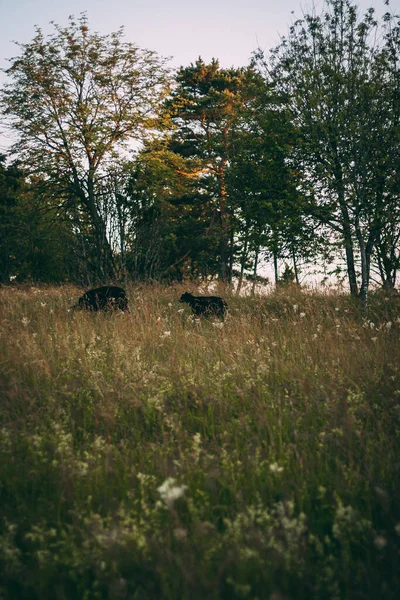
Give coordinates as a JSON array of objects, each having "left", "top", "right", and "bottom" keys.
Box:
[{"left": 0, "top": 283, "right": 400, "bottom": 599}]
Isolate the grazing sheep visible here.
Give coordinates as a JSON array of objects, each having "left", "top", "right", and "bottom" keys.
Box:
[
  {"left": 179, "top": 291, "right": 228, "bottom": 319},
  {"left": 71, "top": 286, "right": 129, "bottom": 312}
]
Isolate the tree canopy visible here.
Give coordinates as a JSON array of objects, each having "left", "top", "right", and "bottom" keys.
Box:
[{"left": 1, "top": 3, "right": 399, "bottom": 295}]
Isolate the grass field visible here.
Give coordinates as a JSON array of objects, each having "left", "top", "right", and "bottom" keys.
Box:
[{"left": 1, "top": 283, "right": 400, "bottom": 599}]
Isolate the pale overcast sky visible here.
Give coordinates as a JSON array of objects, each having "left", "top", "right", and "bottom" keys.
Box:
[
  {"left": 0, "top": 0, "right": 392, "bottom": 70},
  {"left": 0, "top": 0, "right": 394, "bottom": 152}
]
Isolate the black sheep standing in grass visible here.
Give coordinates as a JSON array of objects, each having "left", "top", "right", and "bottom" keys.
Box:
[
  {"left": 179, "top": 292, "right": 228, "bottom": 319},
  {"left": 71, "top": 286, "right": 129, "bottom": 312}
]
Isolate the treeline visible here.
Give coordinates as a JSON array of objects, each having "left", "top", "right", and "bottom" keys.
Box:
[{"left": 0, "top": 0, "right": 399, "bottom": 303}]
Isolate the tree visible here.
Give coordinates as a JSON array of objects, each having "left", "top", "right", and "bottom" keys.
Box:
[
  {"left": 227, "top": 74, "right": 319, "bottom": 289},
  {"left": 262, "top": 0, "right": 400, "bottom": 309},
  {"left": 165, "top": 58, "right": 253, "bottom": 282},
  {"left": 0, "top": 14, "right": 170, "bottom": 280},
  {"left": 123, "top": 145, "right": 218, "bottom": 282},
  {"left": 0, "top": 155, "right": 24, "bottom": 281},
  {"left": 0, "top": 155, "right": 84, "bottom": 282}
]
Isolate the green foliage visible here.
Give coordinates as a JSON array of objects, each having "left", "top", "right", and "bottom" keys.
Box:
[
  {"left": 0, "top": 14, "right": 170, "bottom": 281},
  {"left": 0, "top": 157, "right": 83, "bottom": 283},
  {"left": 264, "top": 0, "right": 400, "bottom": 297}
]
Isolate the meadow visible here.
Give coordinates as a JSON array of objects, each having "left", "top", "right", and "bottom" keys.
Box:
[{"left": 0, "top": 283, "right": 399, "bottom": 600}]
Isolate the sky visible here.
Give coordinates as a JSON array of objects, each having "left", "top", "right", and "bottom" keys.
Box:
[
  {"left": 0, "top": 0, "right": 392, "bottom": 152},
  {"left": 0, "top": 0, "right": 392, "bottom": 71}
]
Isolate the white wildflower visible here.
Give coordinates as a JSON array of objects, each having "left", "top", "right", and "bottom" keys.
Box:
[
  {"left": 161, "top": 331, "right": 171, "bottom": 339},
  {"left": 385, "top": 322, "right": 392, "bottom": 330},
  {"left": 374, "top": 535, "right": 387, "bottom": 550},
  {"left": 40, "top": 302, "right": 47, "bottom": 307},
  {"left": 299, "top": 312, "right": 306, "bottom": 318},
  {"left": 157, "top": 477, "right": 187, "bottom": 508},
  {"left": 168, "top": 302, "right": 173, "bottom": 307},
  {"left": 371, "top": 337, "right": 378, "bottom": 343},
  {"left": 177, "top": 308, "right": 184, "bottom": 313},
  {"left": 21, "top": 317, "right": 30, "bottom": 326},
  {"left": 293, "top": 304, "right": 298, "bottom": 313},
  {"left": 269, "top": 462, "right": 284, "bottom": 473},
  {"left": 212, "top": 321, "right": 224, "bottom": 328}
]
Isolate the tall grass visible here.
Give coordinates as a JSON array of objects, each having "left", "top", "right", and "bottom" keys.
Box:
[{"left": 0, "top": 283, "right": 399, "bottom": 599}]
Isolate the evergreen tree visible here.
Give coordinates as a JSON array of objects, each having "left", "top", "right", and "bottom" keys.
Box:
[{"left": 165, "top": 58, "right": 252, "bottom": 282}]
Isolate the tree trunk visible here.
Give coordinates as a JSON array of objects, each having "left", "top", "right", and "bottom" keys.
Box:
[
  {"left": 333, "top": 157, "right": 359, "bottom": 296},
  {"left": 117, "top": 202, "right": 127, "bottom": 283},
  {"left": 252, "top": 246, "right": 259, "bottom": 296},
  {"left": 86, "top": 172, "right": 116, "bottom": 281},
  {"left": 292, "top": 244, "right": 300, "bottom": 285},
  {"left": 217, "top": 152, "right": 231, "bottom": 283},
  {"left": 338, "top": 200, "right": 358, "bottom": 296},
  {"left": 273, "top": 248, "right": 279, "bottom": 286},
  {"left": 236, "top": 231, "right": 249, "bottom": 295},
  {"left": 355, "top": 215, "right": 368, "bottom": 315}
]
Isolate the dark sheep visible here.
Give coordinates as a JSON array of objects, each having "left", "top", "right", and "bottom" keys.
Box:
[
  {"left": 179, "top": 291, "right": 228, "bottom": 319},
  {"left": 71, "top": 286, "right": 129, "bottom": 312}
]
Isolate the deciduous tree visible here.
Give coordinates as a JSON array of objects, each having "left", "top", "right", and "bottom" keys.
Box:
[{"left": 1, "top": 14, "right": 170, "bottom": 279}]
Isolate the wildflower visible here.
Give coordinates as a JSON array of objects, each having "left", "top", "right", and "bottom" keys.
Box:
[
  {"left": 385, "top": 322, "right": 392, "bottom": 330},
  {"left": 157, "top": 477, "right": 187, "bottom": 508},
  {"left": 21, "top": 317, "right": 30, "bottom": 326},
  {"left": 371, "top": 337, "right": 378, "bottom": 343},
  {"left": 40, "top": 302, "right": 47, "bottom": 307},
  {"left": 335, "top": 307, "right": 340, "bottom": 312},
  {"left": 161, "top": 331, "right": 171, "bottom": 339},
  {"left": 312, "top": 333, "right": 318, "bottom": 340},
  {"left": 174, "top": 527, "right": 187, "bottom": 540},
  {"left": 168, "top": 302, "right": 173, "bottom": 307},
  {"left": 299, "top": 312, "right": 306, "bottom": 318},
  {"left": 177, "top": 308, "right": 184, "bottom": 313},
  {"left": 293, "top": 304, "right": 298, "bottom": 313},
  {"left": 374, "top": 535, "right": 387, "bottom": 550},
  {"left": 269, "top": 462, "right": 284, "bottom": 473},
  {"left": 212, "top": 321, "right": 224, "bottom": 329}
]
